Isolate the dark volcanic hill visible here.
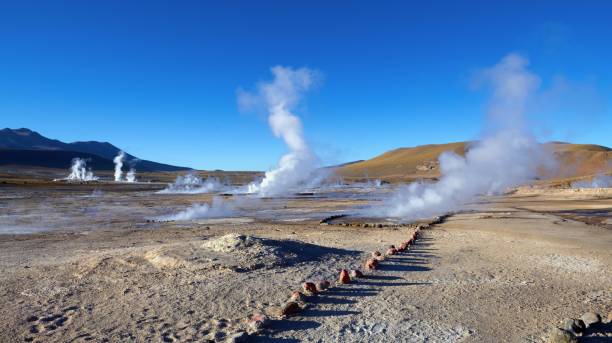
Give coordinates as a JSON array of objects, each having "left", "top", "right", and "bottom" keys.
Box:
[{"left": 0, "top": 128, "right": 189, "bottom": 171}]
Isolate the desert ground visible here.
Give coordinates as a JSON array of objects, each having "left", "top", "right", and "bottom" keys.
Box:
[{"left": 0, "top": 174, "right": 610, "bottom": 343}]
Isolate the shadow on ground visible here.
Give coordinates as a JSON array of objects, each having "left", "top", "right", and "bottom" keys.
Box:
[
  {"left": 579, "top": 321, "right": 612, "bottom": 342},
  {"left": 253, "top": 232, "right": 438, "bottom": 342}
]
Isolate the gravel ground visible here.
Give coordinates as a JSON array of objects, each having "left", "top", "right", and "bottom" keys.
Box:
[{"left": 0, "top": 187, "right": 610, "bottom": 342}]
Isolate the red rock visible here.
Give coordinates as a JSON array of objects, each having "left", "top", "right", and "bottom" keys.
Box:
[
  {"left": 365, "top": 258, "right": 378, "bottom": 270},
  {"left": 372, "top": 251, "right": 382, "bottom": 258},
  {"left": 349, "top": 269, "right": 364, "bottom": 278},
  {"left": 281, "top": 301, "right": 300, "bottom": 316},
  {"left": 250, "top": 312, "right": 269, "bottom": 325},
  {"left": 302, "top": 282, "right": 317, "bottom": 294},
  {"left": 246, "top": 312, "right": 270, "bottom": 333},
  {"left": 386, "top": 248, "right": 397, "bottom": 256},
  {"left": 338, "top": 269, "right": 351, "bottom": 284},
  {"left": 398, "top": 242, "right": 407, "bottom": 252},
  {"left": 315, "top": 280, "right": 330, "bottom": 291},
  {"left": 289, "top": 291, "right": 306, "bottom": 302}
]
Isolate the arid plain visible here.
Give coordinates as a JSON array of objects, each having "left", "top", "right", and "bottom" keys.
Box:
[{"left": 0, "top": 167, "right": 610, "bottom": 343}]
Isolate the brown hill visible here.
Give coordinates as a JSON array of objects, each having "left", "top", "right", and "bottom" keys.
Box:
[
  {"left": 337, "top": 141, "right": 611, "bottom": 183},
  {"left": 545, "top": 143, "right": 611, "bottom": 180}
]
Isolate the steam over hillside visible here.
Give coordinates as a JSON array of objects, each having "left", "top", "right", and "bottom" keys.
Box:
[{"left": 337, "top": 141, "right": 611, "bottom": 183}]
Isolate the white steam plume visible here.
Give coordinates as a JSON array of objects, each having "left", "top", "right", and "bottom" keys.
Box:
[
  {"left": 113, "top": 151, "right": 125, "bottom": 182},
  {"left": 155, "top": 197, "right": 235, "bottom": 221},
  {"left": 66, "top": 158, "right": 98, "bottom": 181},
  {"left": 238, "top": 66, "right": 320, "bottom": 197},
  {"left": 126, "top": 168, "right": 137, "bottom": 183},
  {"left": 373, "top": 53, "right": 546, "bottom": 220},
  {"left": 157, "top": 172, "right": 225, "bottom": 194}
]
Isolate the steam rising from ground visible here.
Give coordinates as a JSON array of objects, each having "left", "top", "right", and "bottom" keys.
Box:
[
  {"left": 126, "top": 168, "right": 137, "bottom": 183},
  {"left": 113, "top": 151, "right": 137, "bottom": 182},
  {"left": 65, "top": 158, "right": 98, "bottom": 181},
  {"left": 114, "top": 151, "right": 125, "bottom": 182},
  {"left": 158, "top": 172, "right": 225, "bottom": 194},
  {"left": 238, "top": 66, "right": 320, "bottom": 196},
  {"left": 572, "top": 175, "right": 612, "bottom": 188},
  {"left": 373, "top": 54, "right": 547, "bottom": 220},
  {"left": 156, "top": 197, "right": 236, "bottom": 221}
]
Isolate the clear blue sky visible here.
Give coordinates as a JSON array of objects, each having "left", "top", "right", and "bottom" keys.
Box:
[{"left": 1, "top": 1, "right": 610, "bottom": 170}]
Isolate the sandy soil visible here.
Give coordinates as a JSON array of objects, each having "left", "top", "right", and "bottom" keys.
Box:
[{"left": 0, "top": 185, "right": 610, "bottom": 342}]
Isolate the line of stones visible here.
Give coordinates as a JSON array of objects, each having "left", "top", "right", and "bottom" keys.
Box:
[{"left": 243, "top": 220, "right": 438, "bottom": 337}]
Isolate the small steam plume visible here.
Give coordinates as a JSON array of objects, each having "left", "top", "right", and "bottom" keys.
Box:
[
  {"left": 371, "top": 54, "right": 547, "bottom": 220},
  {"left": 571, "top": 175, "right": 612, "bottom": 188},
  {"left": 113, "top": 151, "right": 125, "bottom": 182},
  {"left": 126, "top": 168, "right": 137, "bottom": 183},
  {"left": 66, "top": 158, "right": 98, "bottom": 181},
  {"left": 155, "top": 197, "right": 235, "bottom": 221},
  {"left": 238, "top": 66, "right": 320, "bottom": 197},
  {"left": 157, "top": 172, "right": 225, "bottom": 194}
]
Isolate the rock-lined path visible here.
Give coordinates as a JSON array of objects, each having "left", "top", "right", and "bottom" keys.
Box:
[
  {"left": 256, "top": 199, "right": 612, "bottom": 342},
  {"left": 256, "top": 230, "right": 473, "bottom": 342}
]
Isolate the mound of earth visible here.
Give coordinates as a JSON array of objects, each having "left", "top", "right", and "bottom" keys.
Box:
[
  {"left": 201, "top": 233, "right": 257, "bottom": 252},
  {"left": 201, "top": 233, "right": 357, "bottom": 270}
]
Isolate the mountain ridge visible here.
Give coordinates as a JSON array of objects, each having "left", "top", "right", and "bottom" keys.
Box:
[{"left": 0, "top": 128, "right": 190, "bottom": 172}]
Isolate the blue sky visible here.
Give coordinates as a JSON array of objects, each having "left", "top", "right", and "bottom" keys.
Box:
[{"left": 1, "top": 1, "right": 610, "bottom": 170}]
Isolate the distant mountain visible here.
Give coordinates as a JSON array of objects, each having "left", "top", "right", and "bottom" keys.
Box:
[
  {"left": 336, "top": 141, "right": 611, "bottom": 182},
  {"left": 0, "top": 128, "right": 190, "bottom": 172},
  {"left": 0, "top": 149, "right": 116, "bottom": 170}
]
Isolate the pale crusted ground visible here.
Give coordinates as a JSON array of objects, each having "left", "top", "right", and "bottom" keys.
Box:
[{"left": 0, "top": 186, "right": 610, "bottom": 342}]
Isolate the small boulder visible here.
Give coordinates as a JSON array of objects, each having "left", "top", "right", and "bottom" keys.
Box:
[
  {"left": 386, "top": 248, "right": 397, "bottom": 256},
  {"left": 547, "top": 327, "right": 577, "bottom": 343},
  {"left": 246, "top": 313, "right": 269, "bottom": 334},
  {"left": 365, "top": 258, "right": 378, "bottom": 270},
  {"left": 338, "top": 269, "right": 351, "bottom": 284},
  {"left": 280, "top": 301, "right": 301, "bottom": 317},
  {"left": 372, "top": 251, "right": 382, "bottom": 258},
  {"left": 580, "top": 312, "right": 601, "bottom": 328},
  {"left": 289, "top": 291, "right": 306, "bottom": 302},
  {"left": 302, "top": 282, "right": 317, "bottom": 295},
  {"left": 315, "top": 280, "right": 330, "bottom": 292}
]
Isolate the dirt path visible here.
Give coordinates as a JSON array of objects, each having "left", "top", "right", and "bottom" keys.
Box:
[{"left": 257, "top": 201, "right": 612, "bottom": 342}]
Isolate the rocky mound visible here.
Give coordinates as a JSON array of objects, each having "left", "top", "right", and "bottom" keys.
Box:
[
  {"left": 201, "top": 233, "right": 357, "bottom": 270},
  {"left": 201, "top": 233, "right": 257, "bottom": 253}
]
